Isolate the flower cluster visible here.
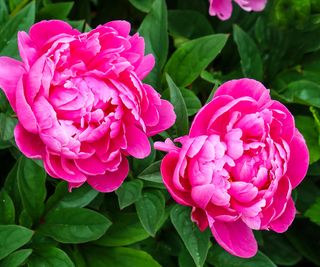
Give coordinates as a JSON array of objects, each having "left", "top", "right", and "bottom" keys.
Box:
[
  {"left": 209, "top": 0, "right": 268, "bottom": 20},
  {"left": 0, "top": 20, "right": 175, "bottom": 192},
  {"left": 155, "top": 79, "right": 309, "bottom": 258}
]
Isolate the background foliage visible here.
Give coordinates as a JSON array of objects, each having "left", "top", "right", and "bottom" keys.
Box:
[{"left": 0, "top": 0, "right": 320, "bottom": 266}]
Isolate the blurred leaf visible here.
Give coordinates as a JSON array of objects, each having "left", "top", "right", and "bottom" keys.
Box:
[
  {"left": 305, "top": 197, "right": 320, "bottom": 226},
  {"left": 17, "top": 157, "right": 46, "bottom": 223},
  {"left": 83, "top": 246, "right": 161, "bottom": 267},
  {"left": 0, "top": 2, "right": 35, "bottom": 58},
  {"left": 262, "top": 232, "right": 302, "bottom": 266},
  {"left": 233, "top": 24, "right": 263, "bottom": 81},
  {"left": 286, "top": 219, "right": 320, "bottom": 266},
  {"left": 138, "top": 160, "right": 162, "bottom": 183},
  {"left": 0, "top": 249, "right": 32, "bottom": 267},
  {"left": 0, "top": 0, "right": 8, "bottom": 29},
  {"left": 171, "top": 205, "right": 211, "bottom": 267},
  {"left": 165, "top": 34, "right": 228, "bottom": 87},
  {"left": 94, "top": 212, "right": 149, "bottom": 246},
  {"left": 283, "top": 80, "right": 320, "bottom": 107},
  {"left": 28, "top": 247, "right": 74, "bottom": 267},
  {"left": 138, "top": 0, "right": 168, "bottom": 88},
  {"left": 180, "top": 88, "right": 202, "bottom": 116},
  {"left": 168, "top": 10, "right": 213, "bottom": 41},
  {"left": 39, "top": 207, "right": 111, "bottom": 243},
  {"left": 295, "top": 115, "right": 320, "bottom": 164},
  {"left": 166, "top": 74, "right": 189, "bottom": 136},
  {"left": 45, "top": 182, "right": 99, "bottom": 212},
  {"left": 37, "top": 2, "right": 74, "bottom": 20},
  {"left": 207, "top": 245, "right": 276, "bottom": 267},
  {"left": 0, "top": 189, "right": 15, "bottom": 224},
  {"left": 129, "top": 0, "right": 154, "bottom": 12},
  {"left": 116, "top": 180, "right": 143, "bottom": 209},
  {"left": 135, "top": 190, "right": 165, "bottom": 237},
  {"left": 0, "top": 114, "right": 16, "bottom": 141},
  {"left": 296, "top": 179, "right": 320, "bottom": 212},
  {"left": 0, "top": 225, "right": 33, "bottom": 260}
]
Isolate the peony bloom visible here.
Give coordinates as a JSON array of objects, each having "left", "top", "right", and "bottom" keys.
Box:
[
  {"left": 0, "top": 20, "right": 175, "bottom": 192},
  {"left": 155, "top": 79, "right": 309, "bottom": 258},
  {"left": 209, "top": 0, "right": 267, "bottom": 20}
]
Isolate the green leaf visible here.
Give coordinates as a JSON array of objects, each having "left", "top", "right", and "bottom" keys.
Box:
[
  {"left": 233, "top": 24, "right": 263, "bottom": 81},
  {"left": 262, "top": 233, "right": 302, "bottom": 266},
  {"left": 94, "top": 212, "right": 149, "bottom": 246},
  {"left": 0, "top": 114, "right": 16, "bottom": 141},
  {"left": 286, "top": 219, "right": 320, "bottom": 265},
  {"left": 138, "top": 0, "right": 168, "bottom": 88},
  {"left": 305, "top": 197, "right": 320, "bottom": 225},
  {"left": 0, "top": 225, "right": 33, "bottom": 260},
  {"left": 135, "top": 190, "right": 165, "bottom": 237},
  {"left": 0, "top": 0, "right": 9, "bottom": 27},
  {"left": 166, "top": 74, "right": 189, "bottom": 136},
  {"left": 0, "top": 249, "right": 32, "bottom": 267},
  {"left": 181, "top": 88, "right": 202, "bottom": 116},
  {"left": 165, "top": 34, "right": 228, "bottom": 87},
  {"left": 39, "top": 207, "right": 111, "bottom": 243},
  {"left": 0, "top": 2, "right": 35, "bottom": 58},
  {"left": 133, "top": 139, "right": 156, "bottom": 174},
  {"left": 17, "top": 157, "right": 46, "bottom": 223},
  {"left": 129, "top": 0, "right": 154, "bottom": 12},
  {"left": 116, "top": 180, "right": 143, "bottom": 209},
  {"left": 46, "top": 182, "right": 99, "bottom": 212},
  {"left": 168, "top": 10, "right": 213, "bottom": 41},
  {"left": 0, "top": 189, "right": 15, "bottom": 224},
  {"left": 170, "top": 205, "right": 211, "bottom": 267},
  {"left": 295, "top": 115, "right": 320, "bottom": 164},
  {"left": 178, "top": 249, "right": 197, "bottom": 267},
  {"left": 37, "top": 2, "right": 74, "bottom": 20},
  {"left": 283, "top": 80, "right": 320, "bottom": 108},
  {"left": 138, "top": 160, "right": 162, "bottom": 183},
  {"left": 27, "top": 247, "right": 75, "bottom": 267},
  {"left": 83, "top": 246, "right": 161, "bottom": 267},
  {"left": 4, "top": 163, "right": 22, "bottom": 214},
  {"left": 207, "top": 245, "right": 276, "bottom": 267}
]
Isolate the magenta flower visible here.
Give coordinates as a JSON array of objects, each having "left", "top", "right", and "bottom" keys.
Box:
[
  {"left": 209, "top": 0, "right": 267, "bottom": 20},
  {"left": 155, "top": 79, "right": 309, "bottom": 258},
  {"left": 0, "top": 20, "right": 175, "bottom": 192}
]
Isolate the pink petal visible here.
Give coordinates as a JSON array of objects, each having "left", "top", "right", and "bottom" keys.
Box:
[
  {"left": 286, "top": 129, "right": 309, "bottom": 188},
  {"left": 191, "top": 207, "right": 209, "bottom": 231},
  {"left": 270, "top": 198, "right": 296, "bottom": 233},
  {"left": 191, "top": 184, "right": 215, "bottom": 209},
  {"left": 146, "top": 99, "right": 176, "bottom": 136},
  {"left": 161, "top": 152, "right": 194, "bottom": 206},
  {"left": 229, "top": 181, "right": 258, "bottom": 203},
  {"left": 75, "top": 155, "right": 113, "bottom": 175},
  {"left": 14, "top": 123, "right": 44, "bottom": 159},
  {"left": 214, "top": 79, "right": 271, "bottom": 108},
  {"left": 211, "top": 219, "right": 258, "bottom": 258},
  {"left": 0, "top": 57, "right": 25, "bottom": 110},
  {"left": 125, "top": 124, "right": 150, "bottom": 159},
  {"left": 190, "top": 95, "right": 233, "bottom": 136},
  {"left": 209, "top": 0, "right": 233, "bottom": 20},
  {"left": 87, "top": 157, "right": 129, "bottom": 192},
  {"left": 15, "top": 77, "right": 38, "bottom": 133},
  {"left": 18, "top": 31, "right": 38, "bottom": 69},
  {"left": 29, "top": 20, "right": 79, "bottom": 49},
  {"left": 104, "top": 20, "right": 131, "bottom": 37},
  {"left": 135, "top": 54, "right": 155, "bottom": 80}
]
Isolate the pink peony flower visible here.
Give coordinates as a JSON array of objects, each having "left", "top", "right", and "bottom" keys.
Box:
[
  {"left": 0, "top": 20, "right": 175, "bottom": 192},
  {"left": 209, "top": 0, "right": 267, "bottom": 20},
  {"left": 155, "top": 79, "right": 309, "bottom": 258}
]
